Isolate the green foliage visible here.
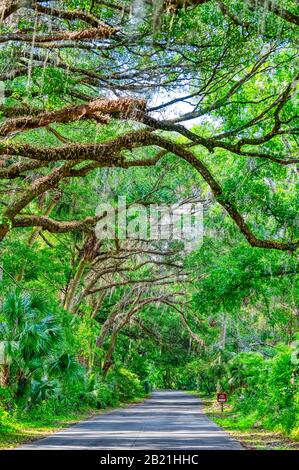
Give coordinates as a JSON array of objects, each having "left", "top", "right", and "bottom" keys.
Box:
[
  {"left": 0, "top": 0, "right": 298, "bottom": 446},
  {"left": 84, "top": 367, "right": 144, "bottom": 409},
  {"left": 202, "top": 347, "right": 299, "bottom": 435},
  {"left": 110, "top": 367, "right": 144, "bottom": 401},
  {"left": 0, "top": 291, "right": 63, "bottom": 401}
]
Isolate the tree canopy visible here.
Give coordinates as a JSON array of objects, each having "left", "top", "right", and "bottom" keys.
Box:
[
  {"left": 0, "top": 0, "right": 298, "bottom": 249},
  {"left": 0, "top": 0, "right": 298, "bottom": 445}
]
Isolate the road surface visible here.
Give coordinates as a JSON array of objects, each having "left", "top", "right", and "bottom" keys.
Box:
[{"left": 21, "top": 390, "right": 243, "bottom": 450}]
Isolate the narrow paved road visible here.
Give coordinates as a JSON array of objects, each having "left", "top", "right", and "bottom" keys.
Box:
[{"left": 21, "top": 391, "right": 243, "bottom": 450}]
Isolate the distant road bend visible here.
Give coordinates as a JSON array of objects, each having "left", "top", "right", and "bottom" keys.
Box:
[{"left": 21, "top": 390, "right": 243, "bottom": 450}]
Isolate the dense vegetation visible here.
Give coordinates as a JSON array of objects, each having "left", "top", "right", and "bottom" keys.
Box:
[{"left": 0, "top": 0, "right": 298, "bottom": 445}]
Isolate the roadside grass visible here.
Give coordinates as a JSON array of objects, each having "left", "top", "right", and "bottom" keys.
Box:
[
  {"left": 201, "top": 396, "right": 299, "bottom": 451},
  {"left": 0, "top": 406, "right": 99, "bottom": 449},
  {"left": 0, "top": 396, "right": 147, "bottom": 450}
]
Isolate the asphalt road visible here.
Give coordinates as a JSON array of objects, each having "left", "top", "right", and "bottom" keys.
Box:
[{"left": 21, "top": 390, "right": 243, "bottom": 450}]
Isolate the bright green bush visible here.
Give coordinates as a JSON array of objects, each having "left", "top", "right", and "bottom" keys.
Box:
[
  {"left": 83, "top": 367, "right": 144, "bottom": 409},
  {"left": 226, "top": 347, "right": 299, "bottom": 435},
  {"left": 84, "top": 373, "right": 119, "bottom": 409},
  {"left": 110, "top": 367, "right": 144, "bottom": 401}
]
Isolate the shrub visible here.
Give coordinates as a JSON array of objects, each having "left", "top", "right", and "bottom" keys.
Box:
[
  {"left": 226, "top": 347, "right": 299, "bottom": 435},
  {"left": 109, "top": 367, "right": 144, "bottom": 401}
]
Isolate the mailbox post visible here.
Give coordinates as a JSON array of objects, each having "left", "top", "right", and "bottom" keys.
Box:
[{"left": 217, "top": 392, "right": 227, "bottom": 412}]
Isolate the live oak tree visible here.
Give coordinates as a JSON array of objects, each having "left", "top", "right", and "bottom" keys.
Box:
[
  {"left": 0, "top": 1, "right": 298, "bottom": 431},
  {"left": 0, "top": 0, "right": 298, "bottom": 250}
]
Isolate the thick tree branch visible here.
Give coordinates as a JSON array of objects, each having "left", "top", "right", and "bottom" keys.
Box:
[
  {"left": 13, "top": 214, "right": 104, "bottom": 233},
  {"left": 0, "top": 98, "right": 146, "bottom": 137}
]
